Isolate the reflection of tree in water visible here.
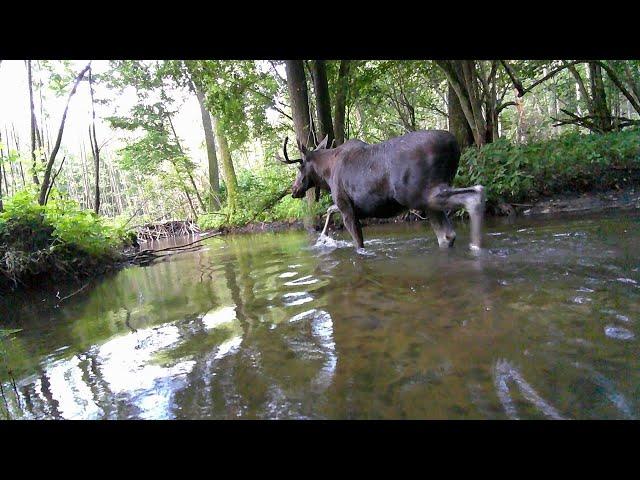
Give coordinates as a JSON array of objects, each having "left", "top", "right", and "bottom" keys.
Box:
[{"left": 171, "top": 236, "right": 338, "bottom": 419}]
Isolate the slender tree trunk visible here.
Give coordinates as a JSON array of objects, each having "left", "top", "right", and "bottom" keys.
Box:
[
  {"left": 285, "top": 60, "right": 317, "bottom": 226},
  {"left": 333, "top": 60, "right": 351, "bottom": 146},
  {"left": 81, "top": 141, "right": 91, "bottom": 208},
  {"left": 165, "top": 113, "right": 206, "bottom": 213},
  {"left": 211, "top": 115, "right": 238, "bottom": 214},
  {"left": 0, "top": 140, "right": 3, "bottom": 212},
  {"left": 27, "top": 60, "right": 40, "bottom": 185},
  {"left": 88, "top": 67, "right": 101, "bottom": 214},
  {"left": 447, "top": 82, "right": 474, "bottom": 150},
  {"left": 461, "top": 60, "right": 487, "bottom": 144},
  {"left": 193, "top": 82, "right": 220, "bottom": 211},
  {"left": 1, "top": 140, "right": 9, "bottom": 198},
  {"left": 10, "top": 125, "right": 26, "bottom": 187},
  {"left": 38, "top": 63, "right": 90, "bottom": 205},
  {"left": 310, "top": 60, "right": 335, "bottom": 147}
]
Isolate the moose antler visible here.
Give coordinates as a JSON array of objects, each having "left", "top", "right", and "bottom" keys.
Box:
[{"left": 275, "top": 137, "right": 302, "bottom": 164}]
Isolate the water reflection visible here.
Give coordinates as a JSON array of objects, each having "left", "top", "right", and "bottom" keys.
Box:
[{"left": 2, "top": 211, "right": 640, "bottom": 419}]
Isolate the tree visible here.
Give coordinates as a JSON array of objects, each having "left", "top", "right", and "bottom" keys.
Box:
[
  {"left": 88, "top": 66, "right": 101, "bottom": 214},
  {"left": 212, "top": 114, "right": 238, "bottom": 214},
  {"left": 38, "top": 63, "right": 91, "bottom": 205},
  {"left": 333, "top": 60, "right": 351, "bottom": 146},
  {"left": 26, "top": 60, "right": 40, "bottom": 185},
  {"left": 169, "top": 60, "right": 221, "bottom": 212},
  {"left": 285, "top": 60, "right": 317, "bottom": 222},
  {"left": 310, "top": 60, "right": 335, "bottom": 147},
  {"left": 0, "top": 133, "right": 3, "bottom": 213},
  {"left": 193, "top": 80, "right": 220, "bottom": 211},
  {"left": 105, "top": 60, "right": 205, "bottom": 219},
  {"left": 448, "top": 82, "right": 474, "bottom": 149}
]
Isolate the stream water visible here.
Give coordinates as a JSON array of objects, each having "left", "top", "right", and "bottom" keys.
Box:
[{"left": 1, "top": 210, "right": 639, "bottom": 419}]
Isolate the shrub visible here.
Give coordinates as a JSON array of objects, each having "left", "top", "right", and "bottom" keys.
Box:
[
  {"left": 456, "top": 128, "right": 640, "bottom": 205},
  {"left": 0, "top": 189, "right": 128, "bottom": 289}
]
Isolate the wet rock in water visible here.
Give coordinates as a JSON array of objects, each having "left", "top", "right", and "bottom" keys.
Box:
[{"left": 604, "top": 325, "right": 635, "bottom": 341}]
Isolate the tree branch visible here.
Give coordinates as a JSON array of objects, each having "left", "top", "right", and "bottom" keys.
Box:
[{"left": 502, "top": 60, "right": 586, "bottom": 98}]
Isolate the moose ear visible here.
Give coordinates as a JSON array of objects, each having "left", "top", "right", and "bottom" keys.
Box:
[
  {"left": 296, "top": 138, "right": 309, "bottom": 157},
  {"left": 316, "top": 135, "right": 329, "bottom": 150}
]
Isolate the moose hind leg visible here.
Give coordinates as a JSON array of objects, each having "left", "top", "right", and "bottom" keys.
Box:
[
  {"left": 336, "top": 200, "right": 364, "bottom": 249},
  {"left": 428, "top": 209, "right": 456, "bottom": 248},
  {"left": 427, "top": 185, "right": 486, "bottom": 249}
]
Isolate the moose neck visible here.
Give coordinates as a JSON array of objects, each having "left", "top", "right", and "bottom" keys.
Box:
[{"left": 309, "top": 150, "right": 338, "bottom": 191}]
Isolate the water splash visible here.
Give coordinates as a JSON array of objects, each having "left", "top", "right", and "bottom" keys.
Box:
[{"left": 313, "top": 233, "right": 352, "bottom": 250}]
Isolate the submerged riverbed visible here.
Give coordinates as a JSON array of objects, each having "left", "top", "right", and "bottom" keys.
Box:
[{"left": 1, "top": 210, "right": 639, "bottom": 419}]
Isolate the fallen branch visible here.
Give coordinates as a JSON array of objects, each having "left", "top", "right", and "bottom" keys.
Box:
[
  {"left": 56, "top": 282, "right": 89, "bottom": 304},
  {"left": 249, "top": 188, "right": 290, "bottom": 223},
  {"left": 125, "top": 232, "right": 222, "bottom": 266},
  {"left": 410, "top": 209, "right": 428, "bottom": 220}
]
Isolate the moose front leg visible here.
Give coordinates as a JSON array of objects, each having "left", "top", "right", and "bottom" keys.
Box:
[{"left": 321, "top": 205, "right": 340, "bottom": 237}]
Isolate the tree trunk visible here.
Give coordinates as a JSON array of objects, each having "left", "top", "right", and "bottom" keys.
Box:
[
  {"left": 193, "top": 82, "right": 220, "bottom": 211},
  {"left": 38, "top": 63, "right": 90, "bottom": 205},
  {"left": 310, "top": 60, "right": 335, "bottom": 147},
  {"left": 212, "top": 115, "right": 238, "bottom": 214},
  {"left": 435, "top": 60, "right": 487, "bottom": 147},
  {"left": 285, "top": 60, "right": 317, "bottom": 227},
  {"left": 333, "top": 60, "right": 351, "bottom": 146},
  {"left": 27, "top": 60, "right": 40, "bottom": 185},
  {"left": 88, "top": 67, "right": 101, "bottom": 215},
  {"left": 285, "top": 60, "right": 314, "bottom": 147},
  {"left": 0, "top": 144, "right": 3, "bottom": 213},
  {"left": 447, "top": 82, "right": 474, "bottom": 150},
  {"left": 589, "top": 62, "right": 612, "bottom": 132},
  {"left": 166, "top": 113, "right": 206, "bottom": 212}
]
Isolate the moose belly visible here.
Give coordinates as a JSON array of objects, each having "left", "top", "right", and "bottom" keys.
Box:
[{"left": 353, "top": 197, "right": 406, "bottom": 219}]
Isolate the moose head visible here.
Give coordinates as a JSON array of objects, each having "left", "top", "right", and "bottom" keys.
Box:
[{"left": 276, "top": 135, "right": 330, "bottom": 200}]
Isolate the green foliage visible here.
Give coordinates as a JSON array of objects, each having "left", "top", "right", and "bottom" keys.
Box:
[
  {"left": 0, "top": 189, "right": 128, "bottom": 290},
  {"left": 1, "top": 188, "right": 126, "bottom": 257},
  {"left": 456, "top": 128, "right": 640, "bottom": 205},
  {"left": 0, "top": 329, "right": 21, "bottom": 338},
  {"left": 198, "top": 162, "right": 332, "bottom": 230}
]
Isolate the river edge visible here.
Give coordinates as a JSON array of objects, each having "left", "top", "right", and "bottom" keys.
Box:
[
  {"left": 210, "top": 184, "right": 640, "bottom": 236},
  {"left": 2, "top": 184, "right": 639, "bottom": 297}
]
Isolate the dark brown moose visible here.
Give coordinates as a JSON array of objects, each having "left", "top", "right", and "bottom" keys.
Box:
[{"left": 277, "top": 130, "right": 486, "bottom": 250}]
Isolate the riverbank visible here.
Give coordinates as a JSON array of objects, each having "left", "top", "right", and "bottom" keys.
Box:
[
  {"left": 210, "top": 183, "right": 640, "bottom": 236},
  {"left": 2, "top": 183, "right": 639, "bottom": 295},
  {"left": 2, "top": 127, "right": 638, "bottom": 293}
]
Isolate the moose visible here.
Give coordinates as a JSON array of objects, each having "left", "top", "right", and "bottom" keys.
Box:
[{"left": 277, "top": 130, "right": 486, "bottom": 250}]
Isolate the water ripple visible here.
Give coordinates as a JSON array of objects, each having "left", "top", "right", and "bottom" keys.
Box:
[{"left": 493, "top": 359, "right": 565, "bottom": 420}]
